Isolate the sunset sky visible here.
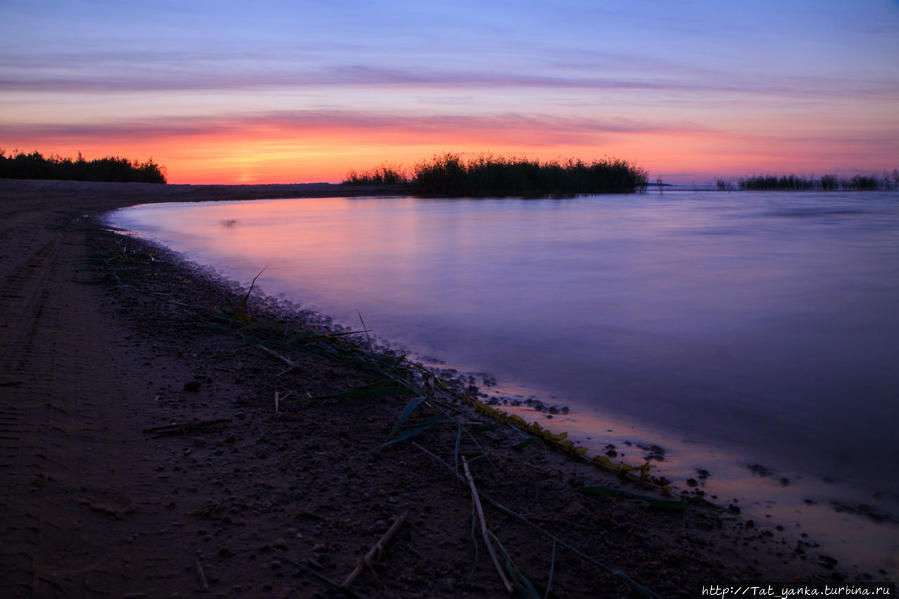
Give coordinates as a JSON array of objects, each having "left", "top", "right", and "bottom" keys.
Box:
[{"left": 2, "top": 0, "right": 898, "bottom": 184}]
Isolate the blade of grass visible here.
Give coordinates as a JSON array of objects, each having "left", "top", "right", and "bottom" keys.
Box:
[
  {"left": 544, "top": 541, "right": 556, "bottom": 599},
  {"left": 357, "top": 310, "right": 375, "bottom": 354},
  {"left": 382, "top": 415, "right": 446, "bottom": 446},
  {"left": 375, "top": 366, "right": 498, "bottom": 469},
  {"left": 453, "top": 426, "right": 463, "bottom": 480},
  {"left": 386, "top": 396, "right": 427, "bottom": 441},
  {"left": 469, "top": 502, "right": 480, "bottom": 577},
  {"left": 488, "top": 531, "right": 541, "bottom": 599}
]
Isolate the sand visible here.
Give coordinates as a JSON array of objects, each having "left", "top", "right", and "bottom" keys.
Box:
[{"left": 0, "top": 179, "right": 869, "bottom": 598}]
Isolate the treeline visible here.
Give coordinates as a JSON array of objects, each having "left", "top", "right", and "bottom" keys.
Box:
[
  {"left": 344, "top": 153, "right": 648, "bottom": 196},
  {"left": 717, "top": 171, "right": 898, "bottom": 192},
  {"left": 0, "top": 150, "right": 167, "bottom": 184}
]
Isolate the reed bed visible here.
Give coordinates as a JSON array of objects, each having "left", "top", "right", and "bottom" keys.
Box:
[
  {"left": 716, "top": 172, "right": 897, "bottom": 191},
  {"left": 345, "top": 153, "right": 649, "bottom": 196},
  {"left": 343, "top": 163, "right": 409, "bottom": 186}
]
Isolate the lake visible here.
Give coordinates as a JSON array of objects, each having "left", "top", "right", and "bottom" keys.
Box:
[{"left": 108, "top": 190, "right": 899, "bottom": 572}]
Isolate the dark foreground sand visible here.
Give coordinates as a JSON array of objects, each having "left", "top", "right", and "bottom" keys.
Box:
[{"left": 0, "top": 179, "right": 872, "bottom": 598}]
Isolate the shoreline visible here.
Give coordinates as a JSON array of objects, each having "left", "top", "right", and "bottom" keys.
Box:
[
  {"left": 107, "top": 187, "right": 899, "bottom": 580},
  {"left": 0, "top": 179, "right": 888, "bottom": 596}
]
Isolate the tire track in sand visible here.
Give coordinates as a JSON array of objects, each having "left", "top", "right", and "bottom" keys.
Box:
[
  {"left": 0, "top": 232, "right": 66, "bottom": 597},
  {"left": 0, "top": 224, "right": 139, "bottom": 597}
]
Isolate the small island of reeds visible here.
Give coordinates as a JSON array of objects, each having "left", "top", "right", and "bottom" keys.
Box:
[
  {"left": 0, "top": 149, "right": 167, "bottom": 184},
  {"left": 345, "top": 153, "right": 648, "bottom": 196},
  {"left": 717, "top": 171, "right": 898, "bottom": 192}
]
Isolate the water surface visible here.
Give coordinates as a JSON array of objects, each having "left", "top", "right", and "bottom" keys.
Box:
[{"left": 109, "top": 191, "right": 899, "bottom": 571}]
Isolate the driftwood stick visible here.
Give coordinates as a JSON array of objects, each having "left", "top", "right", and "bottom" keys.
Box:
[
  {"left": 272, "top": 549, "right": 368, "bottom": 599},
  {"left": 195, "top": 555, "right": 210, "bottom": 592},
  {"left": 341, "top": 511, "right": 409, "bottom": 589},
  {"left": 463, "top": 457, "right": 513, "bottom": 593},
  {"left": 143, "top": 418, "right": 231, "bottom": 435},
  {"left": 276, "top": 364, "right": 298, "bottom": 377},
  {"left": 275, "top": 391, "right": 294, "bottom": 412},
  {"left": 167, "top": 299, "right": 201, "bottom": 310},
  {"left": 256, "top": 344, "right": 295, "bottom": 366}
]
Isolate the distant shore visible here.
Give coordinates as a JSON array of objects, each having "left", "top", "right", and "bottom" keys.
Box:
[
  {"left": 0, "top": 178, "right": 877, "bottom": 597},
  {"left": 0, "top": 177, "right": 403, "bottom": 207}
]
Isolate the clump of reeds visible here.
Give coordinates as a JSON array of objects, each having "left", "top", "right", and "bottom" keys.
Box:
[
  {"left": 343, "top": 163, "right": 408, "bottom": 186},
  {"left": 715, "top": 179, "right": 736, "bottom": 191},
  {"left": 411, "top": 153, "right": 648, "bottom": 196},
  {"left": 0, "top": 149, "right": 166, "bottom": 183},
  {"left": 735, "top": 172, "right": 895, "bottom": 191},
  {"left": 344, "top": 153, "right": 649, "bottom": 196},
  {"left": 739, "top": 174, "right": 818, "bottom": 191}
]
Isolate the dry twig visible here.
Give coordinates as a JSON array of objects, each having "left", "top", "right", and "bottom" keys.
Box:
[
  {"left": 256, "top": 344, "right": 294, "bottom": 367},
  {"left": 413, "top": 442, "right": 661, "bottom": 599},
  {"left": 342, "top": 511, "right": 409, "bottom": 588},
  {"left": 195, "top": 555, "right": 209, "bottom": 592},
  {"left": 463, "top": 457, "right": 513, "bottom": 593},
  {"left": 143, "top": 419, "right": 231, "bottom": 436},
  {"left": 272, "top": 549, "right": 368, "bottom": 599}
]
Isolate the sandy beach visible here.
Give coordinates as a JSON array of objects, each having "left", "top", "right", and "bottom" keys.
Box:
[{"left": 0, "top": 179, "right": 876, "bottom": 598}]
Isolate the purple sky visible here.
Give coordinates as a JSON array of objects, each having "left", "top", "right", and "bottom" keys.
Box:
[{"left": 2, "top": 0, "right": 897, "bottom": 183}]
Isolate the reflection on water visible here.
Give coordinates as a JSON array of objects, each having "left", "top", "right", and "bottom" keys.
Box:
[{"left": 109, "top": 191, "right": 899, "bottom": 573}]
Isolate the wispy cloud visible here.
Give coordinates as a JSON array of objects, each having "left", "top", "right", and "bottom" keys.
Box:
[
  {"left": 0, "top": 110, "right": 705, "bottom": 146},
  {"left": 3, "top": 55, "right": 897, "bottom": 101}
]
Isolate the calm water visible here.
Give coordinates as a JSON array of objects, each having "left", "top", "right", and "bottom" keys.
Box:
[{"left": 109, "top": 191, "right": 899, "bottom": 568}]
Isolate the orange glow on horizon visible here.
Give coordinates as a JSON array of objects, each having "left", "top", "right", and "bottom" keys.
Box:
[{"left": 6, "top": 121, "right": 896, "bottom": 185}]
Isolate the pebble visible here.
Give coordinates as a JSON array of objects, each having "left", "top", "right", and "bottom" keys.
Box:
[{"left": 371, "top": 519, "right": 388, "bottom": 534}]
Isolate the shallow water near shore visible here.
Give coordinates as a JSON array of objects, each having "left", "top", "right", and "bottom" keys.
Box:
[{"left": 108, "top": 190, "right": 899, "bottom": 575}]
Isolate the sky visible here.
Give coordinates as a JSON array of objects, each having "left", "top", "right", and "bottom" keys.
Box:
[{"left": 1, "top": 0, "right": 898, "bottom": 184}]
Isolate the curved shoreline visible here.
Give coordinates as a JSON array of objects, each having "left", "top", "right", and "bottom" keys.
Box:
[
  {"left": 0, "top": 178, "right": 889, "bottom": 596},
  {"left": 108, "top": 185, "right": 899, "bottom": 580}
]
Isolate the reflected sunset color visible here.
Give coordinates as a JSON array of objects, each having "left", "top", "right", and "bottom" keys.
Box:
[
  {"left": 109, "top": 191, "right": 899, "bottom": 574},
  {"left": 109, "top": 193, "right": 899, "bottom": 492}
]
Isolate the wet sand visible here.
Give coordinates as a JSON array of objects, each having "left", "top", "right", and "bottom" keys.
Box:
[{"left": 0, "top": 179, "right": 878, "bottom": 597}]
